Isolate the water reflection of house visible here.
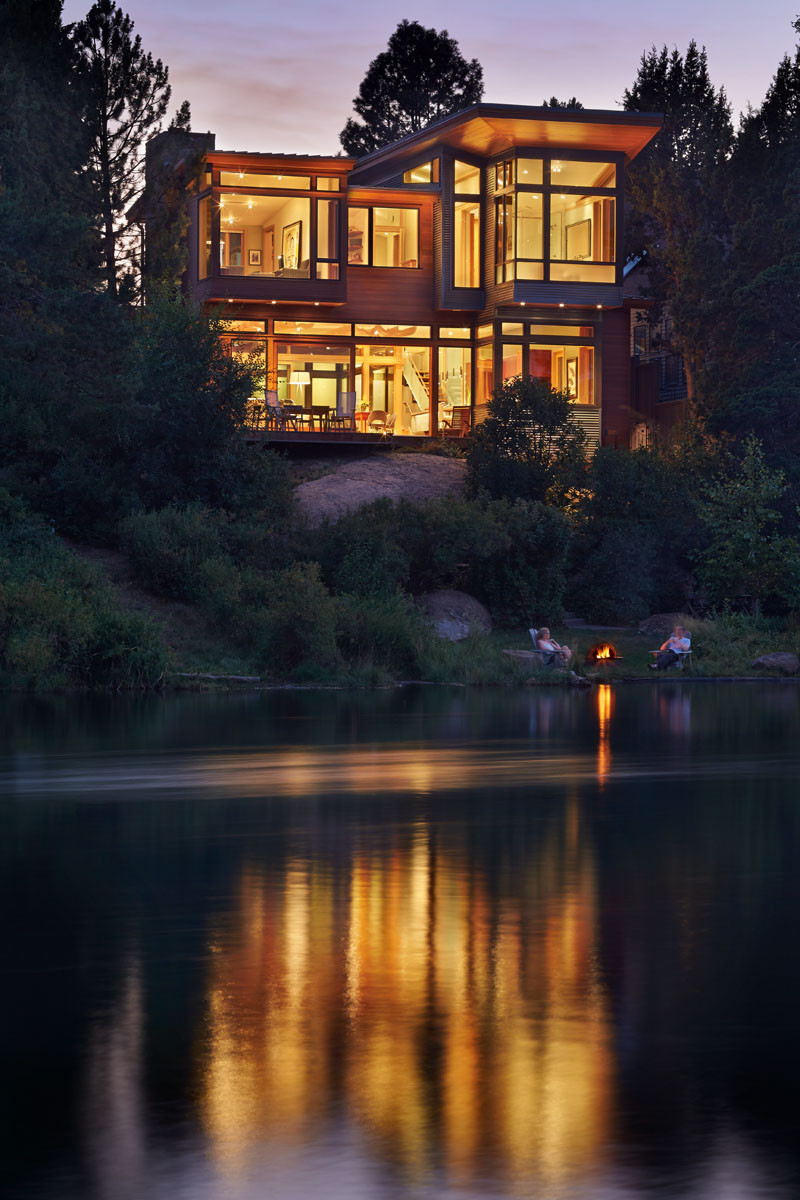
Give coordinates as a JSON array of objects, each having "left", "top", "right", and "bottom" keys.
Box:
[{"left": 197, "top": 809, "right": 614, "bottom": 1186}]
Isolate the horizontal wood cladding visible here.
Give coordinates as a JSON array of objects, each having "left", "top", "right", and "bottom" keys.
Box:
[
  {"left": 194, "top": 276, "right": 347, "bottom": 306},
  {"left": 514, "top": 282, "right": 623, "bottom": 307},
  {"left": 344, "top": 191, "right": 436, "bottom": 322},
  {"left": 600, "top": 307, "right": 632, "bottom": 445}
]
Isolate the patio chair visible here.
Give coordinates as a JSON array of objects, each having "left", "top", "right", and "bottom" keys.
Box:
[
  {"left": 528, "top": 628, "right": 558, "bottom": 667},
  {"left": 649, "top": 647, "right": 693, "bottom": 670},
  {"left": 442, "top": 407, "right": 471, "bottom": 438},
  {"left": 265, "top": 391, "right": 297, "bottom": 431},
  {"left": 329, "top": 391, "right": 356, "bottom": 432},
  {"left": 367, "top": 409, "right": 387, "bottom": 431}
]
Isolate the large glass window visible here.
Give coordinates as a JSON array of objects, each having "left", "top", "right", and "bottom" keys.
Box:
[
  {"left": 353, "top": 324, "right": 429, "bottom": 338},
  {"left": 502, "top": 344, "right": 522, "bottom": 380},
  {"left": 219, "top": 192, "right": 311, "bottom": 277},
  {"left": 475, "top": 343, "right": 494, "bottom": 423},
  {"left": 347, "top": 207, "right": 419, "bottom": 267},
  {"left": 355, "top": 343, "right": 431, "bottom": 434},
  {"left": 495, "top": 195, "right": 515, "bottom": 283},
  {"left": 516, "top": 191, "right": 543, "bottom": 280},
  {"left": 492, "top": 154, "right": 618, "bottom": 286},
  {"left": 454, "top": 160, "right": 480, "bottom": 194},
  {"left": 373, "top": 208, "right": 418, "bottom": 267},
  {"left": 549, "top": 193, "right": 615, "bottom": 283},
  {"left": 274, "top": 321, "right": 351, "bottom": 336},
  {"left": 550, "top": 160, "right": 616, "bottom": 187},
  {"left": 276, "top": 343, "right": 350, "bottom": 411},
  {"left": 454, "top": 200, "right": 480, "bottom": 287},
  {"left": 529, "top": 345, "right": 595, "bottom": 404},
  {"left": 438, "top": 345, "right": 471, "bottom": 433},
  {"left": 316, "top": 198, "right": 340, "bottom": 279}
]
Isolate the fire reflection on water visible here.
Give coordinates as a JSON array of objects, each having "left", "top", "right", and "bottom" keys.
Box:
[
  {"left": 597, "top": 684, "right": 613, "bottom": 788},
  {"left": 197, "top": 800, "right": 613, "bottom": 1187}
]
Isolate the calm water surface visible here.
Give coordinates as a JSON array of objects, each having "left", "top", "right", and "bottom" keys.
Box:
[{"left": 2, "top": 683, "right": 800, "bottom": 1199}]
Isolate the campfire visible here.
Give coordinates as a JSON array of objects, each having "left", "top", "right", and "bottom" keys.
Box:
[{"left": 585, "top": 642, "right": 621, "bottom": 664}]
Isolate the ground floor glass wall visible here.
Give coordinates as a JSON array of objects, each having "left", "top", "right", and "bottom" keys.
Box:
[{"left": 355, "top": 345, "right": 431, "bottom": 434}]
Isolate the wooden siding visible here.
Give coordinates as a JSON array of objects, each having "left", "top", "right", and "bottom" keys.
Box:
[{"left": 600, "top": 307, "right": 631, "bottom": 445}]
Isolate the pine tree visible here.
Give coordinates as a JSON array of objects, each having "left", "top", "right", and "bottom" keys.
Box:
[
  {"left": 623, "top": 43, "right": 733, "bottom": 409},
  {"left": 71, "top": 0, "right": 185, "bottom": 299},
  {"left": 340, "top": 20, "right": 483, "bottom": 156}
]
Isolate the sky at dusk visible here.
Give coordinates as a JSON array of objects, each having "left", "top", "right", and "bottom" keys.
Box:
[{"left": 62, "top": 0, "right": 798, "bottom": 155}]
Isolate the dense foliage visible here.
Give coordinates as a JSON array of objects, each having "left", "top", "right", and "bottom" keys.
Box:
[
  {"left": 465, "top": 377, "right": 587, "bottom": 506},
  {"left": 340, "top": 20, "right": 483, "bottom": 155},
  {"left": 0, "top": 491, "right": 164, "bottom": 688}
]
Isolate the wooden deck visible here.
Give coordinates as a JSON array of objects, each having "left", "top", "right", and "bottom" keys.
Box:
[{"left": 244, "top": 429, "right": 454, "bottom": 449}]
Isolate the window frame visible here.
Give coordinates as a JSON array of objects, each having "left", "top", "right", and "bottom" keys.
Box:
[
  {"left": 492, "top": 149, "right": 623, "bottom": 287},
  {"left": 347, "top": 205, "right": 421, "bottom": 269}
]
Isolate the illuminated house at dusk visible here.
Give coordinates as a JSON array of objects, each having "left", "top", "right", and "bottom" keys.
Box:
[{"left": 141, "top": 104, "right": 661, "bottom": 443}]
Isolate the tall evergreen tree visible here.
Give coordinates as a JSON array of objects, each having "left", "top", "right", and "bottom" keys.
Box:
[
  {"left": 340, "top": 20, "right": 483, "bottom": 156},
  {"left": 71, "top": 0, "right": 185, "bottom": 299},
  {"left": 705, "top": 18, "right": 800, "bottom": 491},
  {"left": 623, "top": 43, "right": 733, "bottom": 408}
]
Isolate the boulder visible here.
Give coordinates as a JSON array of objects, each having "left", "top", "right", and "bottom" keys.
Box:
[
  {"left": 638, "top": 613, "right": 693, "bottom": 638},
  {"left": 419, "top": 590, "right": 492, "bottom": 642},
  {"left": 750, "top": 651, "right": 800, "bottom": 676}
]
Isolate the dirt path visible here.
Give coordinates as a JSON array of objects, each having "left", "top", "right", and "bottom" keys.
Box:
[{"left": 295, "top": 452, "right": 466, "bottom": 524}]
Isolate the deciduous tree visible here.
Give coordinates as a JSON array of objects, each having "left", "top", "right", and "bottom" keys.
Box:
[{"left": 340, "top": 20, "right": 483, "bottom": 156}]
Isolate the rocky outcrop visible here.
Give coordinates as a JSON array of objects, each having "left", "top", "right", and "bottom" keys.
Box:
[
  {"left": 638, "top": 613, "right": 693, "bottom": 638},
  {"left": 751, "top": 652, "right": 800, "bottom": 676},
  {"left": 420, "top": 590, "right": 492, "bottom": 642}
]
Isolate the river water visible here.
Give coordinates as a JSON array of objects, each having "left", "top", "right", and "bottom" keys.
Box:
[{"left": 2, "top": 683, "right": 800, "bottom": 1200}]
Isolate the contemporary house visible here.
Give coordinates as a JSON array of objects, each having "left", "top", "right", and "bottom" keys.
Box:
[{"left": 143, "top": 104, "right": 661, "bottom": 443}]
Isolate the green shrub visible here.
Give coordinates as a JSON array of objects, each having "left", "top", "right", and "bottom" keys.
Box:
[
  {"left": 465, "top": 375, "right": 588, "bottom": 505},
  {"left": 119, "top": 504, "right": 229, "bottom": 600},
  {"left": 249, "top": 563, "right": 340, "bottom": 677},
  {"left": 0, "top": 490, "right": 165, "bottom": 689},
  {"left": 337, "top": 591, "right": 431, "bottom": 677}
]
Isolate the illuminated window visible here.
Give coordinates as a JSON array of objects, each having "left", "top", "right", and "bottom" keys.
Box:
[
  {"left": 403, "top": 160, "right": 439, "bottom": 184},
  {"left": 348, "top": 207, "right": 419, "bottom": 267},
  {"left": 550, "top": 160, "right": 616, "bottom": 187},
  {"left": 316, "top": 198, "right": 340, "bottom": 279},
  {"left": 316, "top": 176, "right": 341, "bottom": 191},
  {"left": 219, "top": 192, "right": 310, "bottom": 277},
  {"left": 530, "top": 345, "right": 595, "bottom": 404},
  {"left": 454, "top": 200, "right": 480, "bottom": 287},
  {"left": 454, "top": 160, "right": 480, "bottom": 194},
  {"left": 220, "top": 171, "right": 310, "bottom": 189},
  {"left": 353, "top": 324, "right": 430, "bottom": 338},
  {"left": 274, "top": 321, "right": 351, "bottom": 335}
]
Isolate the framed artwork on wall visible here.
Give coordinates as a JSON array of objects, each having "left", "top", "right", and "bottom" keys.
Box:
[
  {"left": 248, "top": 249, "right": 261, "bottom": 266},
  {"left": 566, "top": 218, "right": 591, "bottom": 260},
  {"left": 282, "top": 221, "right": 302, "bottom": 270}
]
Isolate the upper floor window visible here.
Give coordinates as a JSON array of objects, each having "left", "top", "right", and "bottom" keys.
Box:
[
  {"left": 348, "top": 207, "right": 419, "bottom": 267},
  {"left": 220, "top": 171, "right": 310, "bottom": 189},
  {"left": 454, "top": 160, "right": 480, "bottom": 194},
  {"left": 219, "top": 191, "right": 310, "bottom": 277},
  {"left": 403, "top": 160, "right": 439, "bottom": 184},
  {"left": 494, "top": 154, "right": 618, "bottom": 285}
]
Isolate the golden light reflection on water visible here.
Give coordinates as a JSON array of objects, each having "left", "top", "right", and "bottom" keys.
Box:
[
  {"left": 596, "top": 684, "right": 613, "bottom": 788},
  {"left": 197, "top": 807, "right": 614, "bottom": 1188}
]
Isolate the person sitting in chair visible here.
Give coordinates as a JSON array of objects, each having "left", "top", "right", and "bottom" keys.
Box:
[
  {"left": 536, "top": 627, "right": 572, "bottom": 666},
  {"left": 650, "top": 626, "right": 691, "bottom": 670}
]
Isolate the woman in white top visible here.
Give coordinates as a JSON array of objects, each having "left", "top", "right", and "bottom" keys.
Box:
[{"left": 536, "top": 627, "right": 572, "bottom": 666}]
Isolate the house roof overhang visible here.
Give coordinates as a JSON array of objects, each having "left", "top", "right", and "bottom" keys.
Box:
[{"left": 348, "top": 103, "right": 662, "bottom": 182}]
